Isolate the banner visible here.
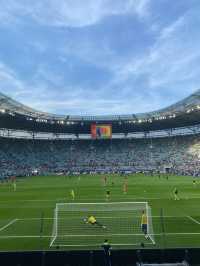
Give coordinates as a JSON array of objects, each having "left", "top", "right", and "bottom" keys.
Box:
[{"left": 91, "top": 124, "right": 112, "bottom": 139}]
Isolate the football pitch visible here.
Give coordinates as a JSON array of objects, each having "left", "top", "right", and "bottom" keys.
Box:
[{"left": 0, "top": 174, "right": 200, "bottom": 251}]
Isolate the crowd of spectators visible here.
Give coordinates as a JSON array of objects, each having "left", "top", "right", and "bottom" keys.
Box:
[{"left": 0, "top": 135, "right": 200, "bottom": 178}]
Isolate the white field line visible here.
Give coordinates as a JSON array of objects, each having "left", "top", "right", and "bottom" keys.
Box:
[
  {"left": 0, "top": 232, "right": 200, "bottom": 239},
  {"left": 51, "top": 243, "right": 154, "bottom": 247},
  {"left": 16, "top": 215, "right": 191, "bottom": 221},
  {"left": 17, "top": 217, "right": 53, "bottom": 221},
  {"left": 0, "top": 219, "right": 18, "bottom": 232},
  {"left": 0, "top": 198, "right": 66, "bottom": 204},
  {"left": 18, "top": 198, "right": 66, "bottom": 202},
  {"left": 56, "top": 202, "right": 148, "bottom": 206},
  {"left": 53, "top": 232, "right": 200, "bottom": 237},
  {"left": 187, "top": 216, "right": 200, "bottom": 225}
]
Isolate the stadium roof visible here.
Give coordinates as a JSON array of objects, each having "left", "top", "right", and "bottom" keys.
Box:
[
  {"left": 1, "top": 90, "right": 200, "bottom": 120},
  {"left": 0, "top": 90, "right": 200, "bottom": 134}
]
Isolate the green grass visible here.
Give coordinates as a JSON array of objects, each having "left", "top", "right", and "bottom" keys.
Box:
[{"left": 0, "top": 174, "right": 200, "bottom": 251}]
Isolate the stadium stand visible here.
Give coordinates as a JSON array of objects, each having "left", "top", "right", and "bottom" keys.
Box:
[{"left": 1, "top": 135, "right": 200, "bottom": 178}]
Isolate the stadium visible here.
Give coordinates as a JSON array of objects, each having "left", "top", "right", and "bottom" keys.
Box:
[
  {"left": 1, "top": 1, "right": 200, "bottom": 265},
  {"left": 1, "top": 90, "right": 200, "bottom": 265}
]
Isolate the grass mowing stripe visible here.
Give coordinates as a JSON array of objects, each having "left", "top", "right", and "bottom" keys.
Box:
[
  {"left": 1, "top": 196, "right": 200, "bottom": 205},
  {"left": 0, "top": 219, "right": 18, "bottom": 232}
]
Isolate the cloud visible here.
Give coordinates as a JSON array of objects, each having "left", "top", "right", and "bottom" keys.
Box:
[
  {"left": 0, "top": 62, "right": 50, "bottom": 108},
  {"left": 108, "top": 9, "right": 200, "bottom": 105},
  {"left": 0, "top": 0, "right": 150, "bottom": 28},
  {"left": 0, "top": 63, "right": 25, "bottom": 93},
  {"left": 159, "top": 16, "right": 185, "bottom": 40},
  {"left": 0, "top": 61, "right": 152, "bottom": 115},
  {"left": 0, "top": 1, "right": 200, "bottom": 116},
  {"left": 23, "top": 93, "right": 161, "bottom": 116}
]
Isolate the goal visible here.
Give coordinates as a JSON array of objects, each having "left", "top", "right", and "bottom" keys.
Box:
[{"left": 50, "top": 202, "right": 155, "bottom": 248}]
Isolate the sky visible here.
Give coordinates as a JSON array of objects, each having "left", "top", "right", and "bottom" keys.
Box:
[{"left": 0, "top": 0, "right": 200, "bottom": 116}]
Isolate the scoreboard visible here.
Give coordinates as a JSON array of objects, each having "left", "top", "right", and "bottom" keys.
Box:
[{"left": 91, "top": 124, "right": 112, "bottom": 139}]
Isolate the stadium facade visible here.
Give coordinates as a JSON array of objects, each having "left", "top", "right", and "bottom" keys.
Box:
[
  {"left": 1, "top": 90, "right": 200, "bottom": 177},
  {"left": 0, "top": 90, "right": 200, "bottom": 139}
]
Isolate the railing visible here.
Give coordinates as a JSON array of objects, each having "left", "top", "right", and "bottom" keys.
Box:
[
  {"left": 1, "top": 124, "right": 200, "bottom": 139},
  {"left": 0, "top": 248, "right": 198, "bottom": 266}
]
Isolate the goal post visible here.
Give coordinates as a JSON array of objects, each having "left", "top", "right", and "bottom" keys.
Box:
[
  {"left": 50, "top": 202, "right": 155, "bottom": 248},
  {"left": 50, "top": 206, "right": 58, "bottom": 247},
  {"left": 146, "top": 203, "right": 155, "bottom": 245}
]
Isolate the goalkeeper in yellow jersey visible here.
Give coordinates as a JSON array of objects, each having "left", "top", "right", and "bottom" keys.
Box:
[
  {"left": 141, "top": 210, "right": 149, "bottom": 239},
  {"left": 84, "top": 215, "right": 106, "bottom": 229}
]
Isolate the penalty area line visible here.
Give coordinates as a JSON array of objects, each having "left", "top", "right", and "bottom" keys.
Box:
[
  {"left": 187, "top": 216, "right": 200, "bottom": 225},
  {"left": 17, "top": 215, "right": 190, "bottom": 221},
  {"left": 0, "top": 219, "right": 18, "bottom": 232}
]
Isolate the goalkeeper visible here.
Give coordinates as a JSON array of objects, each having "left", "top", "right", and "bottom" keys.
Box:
[{"left": 84, "top": 215, "right": 106, "bottom": 229}]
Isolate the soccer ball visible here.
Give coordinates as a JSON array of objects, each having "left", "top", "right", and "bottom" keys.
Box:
[{"left": 83, "top": 218, "right": 87, "bottom": 222}]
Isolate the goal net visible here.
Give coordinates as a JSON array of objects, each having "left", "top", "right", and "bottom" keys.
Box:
[{"left": 50, "top": 202, "right": 155, "bottom": 248}]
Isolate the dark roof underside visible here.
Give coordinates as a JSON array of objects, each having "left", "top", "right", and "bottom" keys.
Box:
[{"left": 0, "top": 90, "right": 200, "bottom": 134}]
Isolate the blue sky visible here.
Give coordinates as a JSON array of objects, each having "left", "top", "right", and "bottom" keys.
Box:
[{"left": 0, "top": 0, "right": 200, "bottom": 115}]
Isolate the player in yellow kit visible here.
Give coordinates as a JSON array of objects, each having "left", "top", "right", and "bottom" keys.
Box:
[
  {"left": 70, "top": 189, "right": 75, "bottom": 200},
  {"left": 123, "top": 178, "right": 128, "bottom": 194},
  {"left": 141, "top": 210, "right": 149, "bottom": 239},
  {"left": 84, "top": 215, "right": 106, "bottom": 229}
]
